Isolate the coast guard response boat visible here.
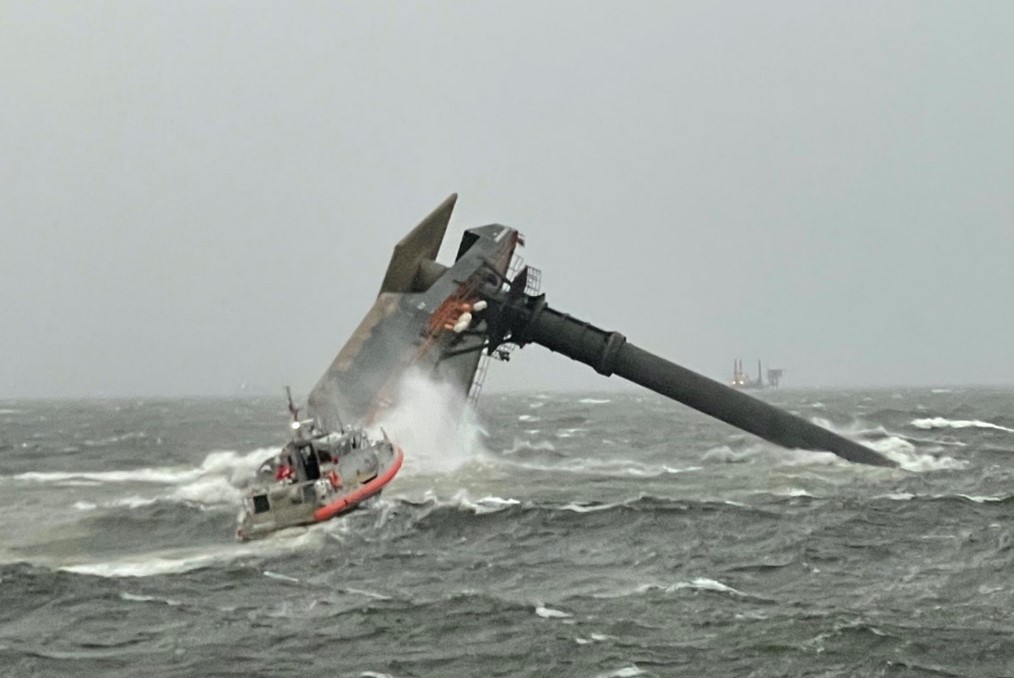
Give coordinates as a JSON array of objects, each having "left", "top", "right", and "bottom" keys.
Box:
[{"left": 236, "top": 390, "right": 403, "bottom": 540}]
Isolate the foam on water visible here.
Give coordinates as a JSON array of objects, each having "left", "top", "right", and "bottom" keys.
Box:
[
  {"left": 503, "top": 438, "right": 557, "bottom": 454},
  {"left": 599, "top": 667, "right": 647, "bottom": 678},
  {"left": 535, "top": 602, "right": 572, "bottom": 618},
  {"left": 498, "top": 453, "right": 702, "bottom": 478},
  {"left": 169, "top": 475, "right": 243, "bottom": 505},
  {"left": 405, "top": 489, "right": 522, "bottom": 515},
  {"left": 877, "top": 492, "right": 916, "bottom": 501},
  {"left": 704, "top": 444, "right": 841, "bottom": 467},
  {"left": 15, "top": 447, "right": 277, "bottom": 519},
  {"left": 63, "top": 550, "right": 235, "bottom": 577},
  {"left": 557, "top": 501, "right": 624, "bottom": 513},
  {"left": 13, "top": 447, "right": 277, "bottom": 489},
  {"left": 956, "top": 494, "right": 1009, "bottom": 504},
  {"left": 912, "top": 417, "right": 1014, "bottom": 434},
  {"left": 555, "top": 427, "right": 587, "bottom": 438},
  {"left": 668, "top": 577, "right": 746, "bottom": 596},
  {"left": 344, "top": 587, "right": 392, "bottom": 601},
  {"left": 263, "top": 570, "right": 300, "bottom": 583},
  {"left": 866, "top": 435, "right": 967, "bottom": 472},
  {"left": 800, "top": 418, "right": 968, "bottom": 472},
  {"left": 119, "top": 592, "right": 182, "bottom": 606},
  {"left": 771, "top": 487, "right": 817, "bottom": 498},
  {"left": 450, "top": 490, "right": 521, "bottom": 514},
  {"left": 60, "top": 528, "right": 326, "bottom": 578}
]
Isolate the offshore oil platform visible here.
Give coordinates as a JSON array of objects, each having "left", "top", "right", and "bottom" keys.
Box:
[
  {"left": 301, "top": 194, "right": 894, "bottom": 468},
  {"left": 730, "top": 359, "right": 785, "bottom": 389}
]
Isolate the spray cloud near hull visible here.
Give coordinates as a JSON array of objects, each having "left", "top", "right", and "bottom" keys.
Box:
[{"left": 370, "top": 368, "right": 488, "bottom": 476}]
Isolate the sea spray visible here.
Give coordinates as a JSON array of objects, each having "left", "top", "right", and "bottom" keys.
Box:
[{"left": 371, "top": 369, "right": 487, "bottom": 475}]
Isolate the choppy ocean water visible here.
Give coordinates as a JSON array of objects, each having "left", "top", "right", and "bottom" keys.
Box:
[{"left": 2, "top": 387, "right": 1014, "bottom": 677}]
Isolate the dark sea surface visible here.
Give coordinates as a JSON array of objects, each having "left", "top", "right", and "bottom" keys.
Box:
[{"left": 3, "top": 387, "right": 1014, "bottom": 677}]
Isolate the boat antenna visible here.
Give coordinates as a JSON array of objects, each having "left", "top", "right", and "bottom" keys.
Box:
[
  {"left": 285, "top": 386, "right": 299, "bottom": 423},
  {"left": 289, "top": 385, "right": 345, "bottom": 433}
]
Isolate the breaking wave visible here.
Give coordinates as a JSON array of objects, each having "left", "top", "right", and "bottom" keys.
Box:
[
  {"left": 911, "top": 417, "right": 1014, "bottom": 434},
  {"left": 797, "top": 417, "right": 969, "bottom": 472},
  {"left": 865, "top": 435, "right": 967, "bottom": 472},
  {"left": 703, "top": 444, "right": 841, "bottom": 467},
  {"left": 14, "top": 447, "right": 278, "bottom": 510},
  {"left": 13, "top": 448, "right": 274, "bottom": 487}
]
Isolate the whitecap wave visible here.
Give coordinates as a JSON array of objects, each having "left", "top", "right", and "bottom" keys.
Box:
[
  {"left": 668, "top": 577, "right": 746, "bottom": 596},
  {"left": 557, "top": 501, "right": 624, "bottom": 513},
  {"left": 876, "top": 492, "right": 915, "bottom": 501},
  {"left": 535, "top": 603, "right": 572, "bottom": 618},
  {"left": 499, "top": 455, "right": 701, "bottom": 478},
  {"left": 63, "top": 551, "right": 230, "bottom": 577},
  {"left": 407, "top": 489, "right": 522, "bottom": 515},
  {"left": 453, "top": 491, "right": 521, "bottom": 515},
  {"left": 912, "top": 417, "right": 1014, "bottom": 434},
  {"left": 168, "top": 476, "right": 243, "bottom": 506},
  {"left": 503, "top": 438, "right": 556, "bottom": 455},
  {"left": 83, "top": 431, "right": 149, "bottom": 447},
  {"left": 60, "top": 529, "right": 326, "bottom": 578},
  {"left": 704, "top": 444, "right": 840, "bottom": 467},
  {"left": 263, "top": 570, "right": 300, "bottom": 583},
  {"left": 598, "top": 667, "right": 647, "bottom": 678},
  {"left": 956, "top": 494, "right": 1009, "bottom": 504},
  {"left": 14, "top": 447, "right": 276, "bottom": 488},
  {"left": 344, "top": 587, "right": 392, "bottom": 601},
  {"left": 771, "top": 487, "right": 817, "bottom": 499},
  {"left": 119, "top": 592, "right": 182, "bottom": 606},
  {"left": 798, "top": 419, "right": 968, "bottom": 472},
  {"left": 555, "top": 427, "right": 588, "bottom": 438},
  {"left": 110, "top": 495, "right": 160, "bottom": 509},
  {"left": 16, "top": 447, "right": 277, "bottom": 510},
  {"left": 867, "top": 435, "right": 967, "bottom": 472}
]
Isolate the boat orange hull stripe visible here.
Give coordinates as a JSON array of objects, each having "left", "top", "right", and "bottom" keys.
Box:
[{"left": 312, "top": 446, "right": 404, "bottom": 522}]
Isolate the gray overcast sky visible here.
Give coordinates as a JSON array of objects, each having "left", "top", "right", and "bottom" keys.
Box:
[{"left": 1, "top": 1, "right": 1012, "bottom": 398}]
